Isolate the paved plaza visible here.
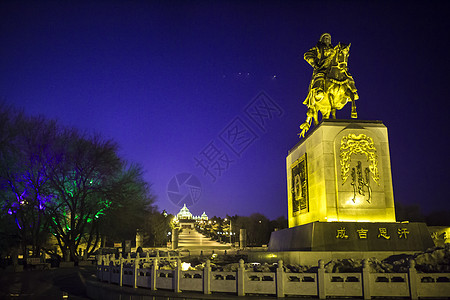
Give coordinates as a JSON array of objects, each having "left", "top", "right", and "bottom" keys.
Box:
[{"left": 178, "top": 229, "right": 231, "bottom": 250}]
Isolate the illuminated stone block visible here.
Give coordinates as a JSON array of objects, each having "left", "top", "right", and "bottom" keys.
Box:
[
  {"left": 268, "top": 221, "right": 434, "bottom": 251},
  {"left": 287, "top": 120, "right": 396, "bottom": 228}
]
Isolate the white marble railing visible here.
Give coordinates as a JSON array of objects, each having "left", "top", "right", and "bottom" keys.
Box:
[{"left": 96, "top": 254, "right": 450, "bottom": 299}]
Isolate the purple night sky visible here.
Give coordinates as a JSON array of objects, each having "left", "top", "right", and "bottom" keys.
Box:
[{"left": 1, "top": 1, "right": 449, "bottom": 220}]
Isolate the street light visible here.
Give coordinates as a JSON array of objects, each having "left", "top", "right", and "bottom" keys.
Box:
[{"left": 230, "top": 220, "right": 232, "bottom": 245}]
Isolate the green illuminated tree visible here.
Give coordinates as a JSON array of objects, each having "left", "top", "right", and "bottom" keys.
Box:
[
  {"left": 0, "top": 104, "right": 154, "bottom": 262},
  {"left": 44, "top": 130, "right": 153, "bottom": 261}
]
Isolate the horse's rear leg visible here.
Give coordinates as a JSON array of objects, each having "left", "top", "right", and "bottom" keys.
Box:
[
  {"left": 331, "top": 108, "right": 336, "bottom": 119},
  {"left": 351, "top": 99, "right": 358, "bottom": 118},
  {"left": 321, "top": 109, "right": 331, "bottom": 119}
]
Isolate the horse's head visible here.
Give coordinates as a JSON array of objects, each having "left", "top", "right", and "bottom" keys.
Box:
[{"left": 333, "top": 43, "right": 351, "bottom": 69}]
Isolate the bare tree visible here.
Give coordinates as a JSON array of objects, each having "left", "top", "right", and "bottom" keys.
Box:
[
  {"left": 0, "top": 104, "right": 154, "bottom": 262},
  {"left": 0, "top": 106, "right": 56, "bottom": 258},
  {"left": 44, "top": 130, "right": 153, "bottom": 261}
]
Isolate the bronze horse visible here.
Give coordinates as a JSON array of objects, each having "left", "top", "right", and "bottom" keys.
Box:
[{"left": 299, "top": 43, "right": 359, "bottom": 138}]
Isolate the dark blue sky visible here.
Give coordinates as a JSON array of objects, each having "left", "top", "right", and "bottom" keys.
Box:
[{"left": 1, "top": 1, "right": 449, "bottom": 219}]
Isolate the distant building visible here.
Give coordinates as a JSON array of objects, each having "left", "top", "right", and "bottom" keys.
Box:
[
  {"left": 175, "top": 204, "right": 208, "bottom": 220},
  {"left": 174, "top": 204, "right": 208, "bottom": 229}
]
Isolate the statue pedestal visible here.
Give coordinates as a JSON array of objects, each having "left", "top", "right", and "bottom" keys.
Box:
[
  {"left": 268, "top": 221, "right": 434, "bottom": 251},
  {"left": 287, "top": 119, "right": 396, "bottom": 226},
  {"left": 269, "top": 119, "right": 433, "bottom": 252}
]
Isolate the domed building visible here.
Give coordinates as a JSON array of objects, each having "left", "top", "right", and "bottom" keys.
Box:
[{"left": 174, "top": 204, "right": 208, "bottom": 229}]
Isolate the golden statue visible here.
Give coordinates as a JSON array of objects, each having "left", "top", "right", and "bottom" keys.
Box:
[{"left": 299, "top": 33, "right": 359, "bottom": 138}]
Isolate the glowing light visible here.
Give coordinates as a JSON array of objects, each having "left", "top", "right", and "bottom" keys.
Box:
[
  {"left": 347, "top": 196, "right": 361, "bottom": 205},
  {"left": 181, "top": 262, "right": 191, "bottom": 271}
]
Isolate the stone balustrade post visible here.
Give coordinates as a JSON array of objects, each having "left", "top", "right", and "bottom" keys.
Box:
[
  {"left": 318, "top": 260, "right": 326, "bottom": 300},
  {"left": 136, "top": 252, "right": 140, "bottom": 269},
  {"left": 172, "top": 229, "right": 179, "bottom": 249},
  {"left": 119, "top": 257, "right": 123, "bottom": 287},
  {"left": 106, "top": 256, "right": 111, "bottom": 283},
  {"left": 203, "top": 259, "right": 211, "bottom": 294},
  {"left": 408, "top": 259, "right": 418, "bottom": 300},
  {"left": 237, "top": 259, "right": 245, "bottom": 296},
  {"left": 276, "top": 260, "right": 285, "bottom": 298},
  {"left": 134, "top": 254, "right": 139, "bottom": 288},
  {"left": 362, "top": 259, "right": 371, "bottom": 300},
  {"left": 239, "top": 229, "right": 246, "bottom": 249},
  {"left": 151, "top": 259, "right": 157, "bottom": 291},
  {"left": 97, "top": 255, "right": 103, "bottom": 281},
  {"left": 108, "top": 257, "right": 112, "bottom": 283},
  {"left": 174, "top": 258, "right": 181, "bottom": 293}
]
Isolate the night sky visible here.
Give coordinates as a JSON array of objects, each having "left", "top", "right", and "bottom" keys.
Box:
[{"left": 1, "top": 1, "right": 449, "bottom": 220}]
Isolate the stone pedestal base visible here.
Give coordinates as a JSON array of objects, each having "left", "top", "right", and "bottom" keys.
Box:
[
  {"left": 78, "top": 260, "right": 93, "bottom": 266},
  {"left": 268, "top": 222, "right": 434, "bottom": 252}
]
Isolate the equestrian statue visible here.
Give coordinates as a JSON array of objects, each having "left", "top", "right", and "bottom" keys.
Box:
[{"left": 299, "top": 33, "right": 359, "bottom": 138}]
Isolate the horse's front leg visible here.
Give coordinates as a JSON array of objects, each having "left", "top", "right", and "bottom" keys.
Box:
[
  {"left": 330, "top": 90, "right": 337, "bottom": 118},
  {"left": 346, "top": 88, "right": 358, "bottom": 118},
  {"left": 350, "top": 95, "right": 358, "bottom": 119},
  {"left": 325, "top": 92, "right": 334, "bottom": 119},
  {"left": 299, "top": 107, "right": 315, "bottom": 138}
]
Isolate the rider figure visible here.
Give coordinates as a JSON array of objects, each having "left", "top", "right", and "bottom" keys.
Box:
[
  {"left": 299, "top": 33, "right": 359, "bottom": 138},
  {"left": 304, "top": 33, "right": 335, "bottom": 106}
]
